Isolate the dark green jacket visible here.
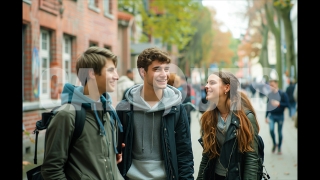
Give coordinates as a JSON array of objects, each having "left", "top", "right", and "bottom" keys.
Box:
[{"left": 196, "top": 110, "right": 260, "bottom": 180}]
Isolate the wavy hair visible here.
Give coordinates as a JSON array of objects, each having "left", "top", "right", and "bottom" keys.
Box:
[{"left": 200, "top": 71, "right": 260, "bottom": 159}]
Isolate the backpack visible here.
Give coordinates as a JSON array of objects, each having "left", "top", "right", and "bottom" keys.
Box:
[
  {"left": 26, "top": 103, "right": 86, "bottom": 180},
  {"left": 245, "top": 110, "right": 270, "bottom": 180}
]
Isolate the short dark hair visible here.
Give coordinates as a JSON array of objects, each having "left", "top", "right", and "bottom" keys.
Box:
[
  {"left": 137, "top": 47, "right": 171, "bottom": 72},
  {"left": 126, "top": 69, "right": 133, "bottom": 74}
]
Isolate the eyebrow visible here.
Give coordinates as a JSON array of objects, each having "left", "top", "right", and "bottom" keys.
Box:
[
  {"left": 152, "top": 65, "right": 170, "bottom": 70},
  {"left": 107, "top": 67, "right": 115, "bottom": 71}
]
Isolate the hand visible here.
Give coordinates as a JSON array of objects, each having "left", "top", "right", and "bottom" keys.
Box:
[
  {"left": 116, "top": 143, "right": 125, "bottom": 164},
  {"left": 271, "top": 100, "right": 280, "bottom": 107},
  {"left": 265, "top": 118, "right": 269, "bottom": 124}
]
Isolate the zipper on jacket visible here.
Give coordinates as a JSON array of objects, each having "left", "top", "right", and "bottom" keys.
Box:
[
  {"left": 238, "top": 162, "right": 241, "bottom": 178},
  {"left": 225, "top": 135, "right": 237, "bottom": 178}
]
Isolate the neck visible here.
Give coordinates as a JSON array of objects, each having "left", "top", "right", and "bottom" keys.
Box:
[
  {"left": 217, "top": 99, "right": 229, "bottom": 114},
  {"left": 141, "top": 85, "right": 163, "bottom": 102}
]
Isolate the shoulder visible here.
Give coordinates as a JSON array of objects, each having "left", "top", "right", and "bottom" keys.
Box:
[
  {"left": 116, "top": 99, "right": 131, "bottom": 111},
  {"left": 55, "top": 104, "right": 76, "bottom": 116}
]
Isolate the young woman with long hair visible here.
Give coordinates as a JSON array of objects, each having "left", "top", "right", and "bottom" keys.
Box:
[{"left": 197, "top": 71, "right": 261, "bottom": 180}]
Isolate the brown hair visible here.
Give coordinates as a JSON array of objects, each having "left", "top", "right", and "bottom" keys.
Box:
[
  {"left": 200, "top": 71, "right": 260, "bottom": 159},
  {"left": 76, "top": 47, "right": 117, "bottom": 85},
  {"left": 167, "top": 73, "right": 181, "bottom": 88},
  {"left": 137, "top": 47, "right": 171, "bottom": 72}
]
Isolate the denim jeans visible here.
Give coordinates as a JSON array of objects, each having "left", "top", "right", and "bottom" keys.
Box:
[
  {"left": 289, "top": 102, "right": 297, "bottom": 117},
  {"left": 268, "top": 114, "right": 284, "bottom": 150}
]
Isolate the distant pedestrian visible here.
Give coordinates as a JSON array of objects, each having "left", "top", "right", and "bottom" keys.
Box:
[
  {"left": 293, "top": 82, "right": 298, "bottom": 128},
  {"left": 285, "top": 78, "right": 297, "bottom": 118},
  {"left": 249, "top": 81, "right": 257, "bottom": 98},
  {"left": 117, "top": 69, "right": 135, "bottom": 101},
  {"left": 265, "top": 79, "right": 290, "bottom": 155},
  {"left": 197, "top": 71, "right": 261, "bottom": 180},
  {"left": 177, "top": 75, "right": 196, "bottom": 125}
]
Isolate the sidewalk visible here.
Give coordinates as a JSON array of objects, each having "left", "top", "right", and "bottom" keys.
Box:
[{"left": 190, "top": 97, "right": 298, "bottom": 179}]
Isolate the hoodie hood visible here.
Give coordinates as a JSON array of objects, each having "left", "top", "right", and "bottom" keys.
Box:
[
  {"left": 60, "top": 83, "right": 123, "bottom": 153},
  {"left": 124, "top": 84, "right": 182, "bottom": 113}
]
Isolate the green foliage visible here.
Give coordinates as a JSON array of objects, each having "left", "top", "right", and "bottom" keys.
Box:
[
  {"left": 179, "top": 6, "right": 214, "bottom": 69},
  {"left": 119, "top": 0, "right": 202, "bottom": 50}
]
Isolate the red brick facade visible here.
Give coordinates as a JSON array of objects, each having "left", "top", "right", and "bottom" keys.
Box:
[{"left": 22, "top": 0, "right": 119, "bottom": 134}]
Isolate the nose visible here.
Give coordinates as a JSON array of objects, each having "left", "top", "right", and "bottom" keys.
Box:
[{"left": 114, "top": 71, "right": 119, "bottom": 80}]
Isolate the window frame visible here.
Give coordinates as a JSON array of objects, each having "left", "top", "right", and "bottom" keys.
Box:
[
  {"left": 103, "top": 0, "right": 114, "bottom": 19},
  {"left": 63, "top": 35, "right": 72, "bottom": 84},
  {"left": 39, "top": 29, "right": 51, "bottom": 100}
]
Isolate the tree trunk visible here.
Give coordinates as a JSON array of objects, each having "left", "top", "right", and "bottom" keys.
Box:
[
  {"left": 281, "top": 8, "right": 297, "bottom": 81},
  {"left": 264, "top": 2, "right": 283, "bottom": 88},
  {"left": 259, "top": 25, "right": 270, "bottom": 76}
]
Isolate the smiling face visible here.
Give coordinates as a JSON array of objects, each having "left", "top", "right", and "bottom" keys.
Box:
[
  {"left": 142, "top": 60, "right": 170, "bottom": 90},
  {"left": 95, "top": 59, "right": 119, "bottom": 93},
  {"left": 205, "top": 74, "right": 229, "bottom": 103}
]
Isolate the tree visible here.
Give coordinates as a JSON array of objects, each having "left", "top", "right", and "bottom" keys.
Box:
[
  {"left": 118, "top": 0, "right": 202, "bottom": 50},
  {"left": 273, "top": 0, "right": 297, "bottom": 82},
  {"left": 178, "top": 6, "right": 214, "bottom": 76},
  {"left": 264, "top": 0, "right": 284, "bottom": 88},
  {"left": 245, "top": 0, "right": 271, "bottom": 76}
]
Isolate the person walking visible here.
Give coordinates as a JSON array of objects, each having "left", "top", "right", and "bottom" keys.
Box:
[
  {"left": 117, "top": 69, "right": 135, "bottom": 101},
  {"left": 116, "top": 47, "right": 194, "bottom": 180},
  {"left": 293, "top": 82, "right": 298, "bottom": 128},
  {"left": 285, "top": 78, "right": 297, "bottom": 119},
  {"left": 197, "top": 71, "right": 261, "bottom": 180},
  {"left": 177, "top": 75, "right": 196, "bottom": 125},
  {"left": 265, "top": 79, "right": 290, "bottom": 155},
  {"left": 41, "top": 47, "right": 124, "bottom": 180}
]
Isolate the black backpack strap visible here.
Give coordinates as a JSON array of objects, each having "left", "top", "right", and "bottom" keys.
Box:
[
  {"left": 70, "top": 103, "right": 86, "bottom": 146},
  {"left": 116, "top": 102, "right": 132, "bottom": 154}
]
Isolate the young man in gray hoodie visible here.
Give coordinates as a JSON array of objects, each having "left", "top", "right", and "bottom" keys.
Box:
[
  {"left": 41, "top": 47, "right": 124, "bottom": 180},
  {"left": 116, "top": 47, "right": 194, "bottom": 180}
]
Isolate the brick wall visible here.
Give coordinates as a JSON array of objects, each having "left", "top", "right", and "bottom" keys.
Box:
[{"left": 23, "top": 0, "right": 120, "bottom": 137}]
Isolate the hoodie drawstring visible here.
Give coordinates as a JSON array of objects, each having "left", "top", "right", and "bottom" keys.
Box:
[
  {"left": 152, "top": 112, "right": 154, "bottom": 153},
  {"left": 142, "top": 112, "right": 145, "bottom": 152},
  {"left": 93, "top": 103, "right": 106, "bottom": 136}
]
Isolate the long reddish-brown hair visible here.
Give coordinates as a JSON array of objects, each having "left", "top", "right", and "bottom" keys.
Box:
[{"left": 200, "top": 71, "right": 260, "bottom": 159}]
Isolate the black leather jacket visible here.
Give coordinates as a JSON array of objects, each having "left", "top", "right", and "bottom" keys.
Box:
[
  {"left": 197, "top": 111, "right": 260, "bottom": 180},
  {"left": 116, "top": 99, "right": 194, "bottom": 180}
]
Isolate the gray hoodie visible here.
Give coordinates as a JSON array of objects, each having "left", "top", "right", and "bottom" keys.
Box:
[{"left": 124, "top": 84, "right": 182, "bottom": 180}]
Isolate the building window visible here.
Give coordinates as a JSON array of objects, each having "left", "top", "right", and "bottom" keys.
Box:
[
  {"left": 89, "top": 0, "right": 100, "bottom": 13},
  {"left": 103, "top": 0, "right": 114, "bottom": 19},
  {"left": 40, "top": 29, "right": 51, "bottom": 100},
  {"left": 89, "top": 41, "right": 98, "bottom": 47},
  {"left": 104, "top": 45, "right": 111, "bottom": 51},
  {"left": 63, "top": 35, "right": 72, "bottom": 84}
]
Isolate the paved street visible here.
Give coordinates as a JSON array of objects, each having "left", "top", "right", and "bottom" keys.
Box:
[{"left": 190, "top": 97, "right": 298, "bottom": 179}]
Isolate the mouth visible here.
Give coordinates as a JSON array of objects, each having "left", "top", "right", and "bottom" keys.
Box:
[{"left": 155, "top": 79, "right": 167, "bottom": 85}]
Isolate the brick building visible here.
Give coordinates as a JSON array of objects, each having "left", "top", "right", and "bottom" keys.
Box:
[{"left": 22, "top": 0, "right": 137, "bottom": 155}]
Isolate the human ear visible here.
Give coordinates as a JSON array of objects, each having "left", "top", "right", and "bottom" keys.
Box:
[
  {"left": 89, "top": 69, "right": 96, "bottom": 79},
  {"left": 139, "top": 68, "right": 145, "bottom": 80}
]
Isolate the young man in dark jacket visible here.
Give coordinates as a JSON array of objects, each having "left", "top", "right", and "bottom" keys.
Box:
[
  {"left": 265, "top": 79, "right": 290, "bottom": 155},
  {"left": 116, "top": 47, "right": 194, "bottom": 180}
]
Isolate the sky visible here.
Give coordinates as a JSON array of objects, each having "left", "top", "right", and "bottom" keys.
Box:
[{"left": 201, "top": 0, "right": 248, "bottom": 39}]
